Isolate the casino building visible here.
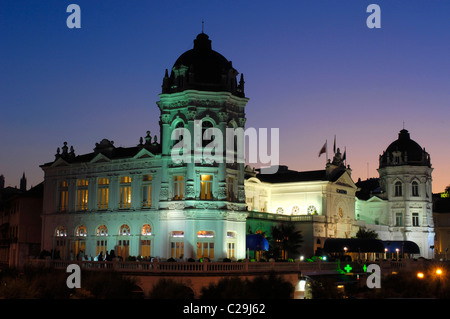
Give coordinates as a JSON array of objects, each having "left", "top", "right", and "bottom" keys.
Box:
[
  {"left": 39, "top": 33, "right": 435, "bottom": 262},
  {"left": 40, "top": 32, "right": 248, "bottom": 261}
]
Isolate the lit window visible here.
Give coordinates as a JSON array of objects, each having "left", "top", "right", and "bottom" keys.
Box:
[
  {"left": 197, "top": 231, "right": 215, "bottom": 260},
  {"left": 119, "top": 176, "right": 132, "bottom": 209},
  {"left": 119, "top": 224, "right": 130, "bottom": 236},
  {"left": 142, "top": 175, "right": 152, "bottom": 208},
  {"left": 170, "top": 231, "right": 184, "bottom": 259},
  {"left": 55, "top": 226, "right": 67, "bottom": 237},
  {"left": 118, "top": 239, "right": 129, "bottom": 259},
  {"left": 173, "top": 175, "right": 184, "bottom": 200},
  {"left": 97, "top": 225, "right": 108, "bottom": 236},
  {"left": 77, "top": 179, "right": 88, "bottom": 211},
  {"left": 97, "top": 178, "right": 109, "bottom": 210},
  {"left": 58, "top": 180, "right": 68, "bottom": 212},
  {"left": 142, "top": 224, "right": 152, "bottom": 236},
  {"left": 200, "top": 174, "right": 213, "bottom": 200},
  {"left": 140, "top": 239, "right": 151, "bottom": 258},
  {"left": 76, "top": 225, "right": 87, "bottom": 237}
]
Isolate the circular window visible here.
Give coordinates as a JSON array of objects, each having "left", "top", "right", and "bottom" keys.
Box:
[
  {"left": 307, "top": 205, "right": 317, "bottom": 215},
  {"left": 292, "top": 206, "right": 300, "bottom": 215},
  {"left": 276, "top": 207, "right": 284, "bottom": 214}
]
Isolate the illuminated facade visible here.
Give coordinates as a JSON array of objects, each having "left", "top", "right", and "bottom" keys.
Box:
[
  {"left": 356, "top": 129, "right": 434, "bottom": 258},
  {"left": 245, "top": 130, "right": 435, "bottom": 259},
  {"left": 40, "top": 32, "right": 248, "bottom": 261},
  {"left": 245, "top": 149, "right": 359, "bottom": 257}
]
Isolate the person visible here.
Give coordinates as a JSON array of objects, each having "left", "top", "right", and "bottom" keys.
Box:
[{"left": 98, "top": 251, "right": 103, "bottom": 261}]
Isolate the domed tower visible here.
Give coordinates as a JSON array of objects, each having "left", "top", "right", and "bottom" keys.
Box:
[
  {"left": 378, "top": 129, "right": 434, "bottom": 258},
  {"left": 156, "top": 32, "right": 249, "bottom": 260}
]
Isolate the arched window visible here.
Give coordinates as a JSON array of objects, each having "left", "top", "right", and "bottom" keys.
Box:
[
  {"left": 119, "top": 224, "right": 130, "bottom": 236},
  {"left": 97, "top": 225, "right": 108, "bottom": 236},
  {"left": 55, "top": 226, "right": 67, "bottom": 237},
  {"left": 142, "top": 224, "right": 152, "bottom": 236},
  {"left": 202, "top": 120, "right": 214, "bottom": 148},
  {"left": 412, "top": 181, "right": 419, "bottom": 197},
  {"left": 76, "top": 225, "right": 87, "bottom": 237},
  {"left": 55, "top": 226, "right": 67, "bottom": 259},
  {"left": 395, "top": 181, "right": 402, "bottom": 197}
]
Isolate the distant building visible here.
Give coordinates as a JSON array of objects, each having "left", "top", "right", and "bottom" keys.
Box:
[
  {"left": 0, "top": 176, "right": 42, "bottom": 268},
  {"left": 432, "top": 189, "right": 450, "bottom": 259}
]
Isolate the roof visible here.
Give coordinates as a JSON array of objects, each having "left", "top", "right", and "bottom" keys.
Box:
[
  {"left": 41, "top": 137, "right": 161, "bottom": 168},
  {"left": 323, "top": 238, "right": 386, "bottom": 253},
  {"left": 382, "top": 241, "right": 420, "bottom": 254},
  {"left": 253, "top": 166, "right": 347, "bottom": 184},
  {"left": 379, "top": 129, "right": 431, "bottom": 168},
  {"left": 162, "top": 33, "right": 245, "bottom": 97}
]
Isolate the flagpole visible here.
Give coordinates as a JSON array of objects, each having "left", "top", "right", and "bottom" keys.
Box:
[{"left": 326, "top": 140, "right": 328, "bottom": 163}]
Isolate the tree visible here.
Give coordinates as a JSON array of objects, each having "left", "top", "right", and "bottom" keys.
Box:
[
  {"left": 269, "top": 222, "right": 303, "bottom": 260},
  {"left": 355, "top": 228, "right": 378, "bottom": 239}
]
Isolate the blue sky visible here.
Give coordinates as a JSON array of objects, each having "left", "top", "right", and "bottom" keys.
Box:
[{"left": 1, "top": 0, "right": 450, "bottom": 191}]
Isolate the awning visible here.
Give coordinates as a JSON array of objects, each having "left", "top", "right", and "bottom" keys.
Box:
[
  {"left": 246, "top": 234, "right": 269, "bottom": 251},
  {"left": 323, "top": 238, "right": 386, "bottom": 253},
  {"left": 382, "top": 241, "right": 420, "bottom": 254}
]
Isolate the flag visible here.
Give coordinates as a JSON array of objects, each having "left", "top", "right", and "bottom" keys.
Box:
[
  {"left": 318, "top": 141, "right": 327, "bottom": 157},
  {"left": 333, "top": 135, "right": 336, "bottom": 154},
  {"left": 343, "top": 147, "right": 346, "bottom": 161}
]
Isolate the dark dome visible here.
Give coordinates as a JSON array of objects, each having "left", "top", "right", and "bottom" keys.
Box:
[
  {"left": 161, "top": 33, "right": 245, "bottom": 97},
  {"left": 379, "top": 129, "right": 431, "bottom": 168}
]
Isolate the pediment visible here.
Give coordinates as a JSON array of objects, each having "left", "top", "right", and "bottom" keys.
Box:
[
  {"left": 133, "top": 148, "right": 155, "bottom": 159},
  {"left": 89, "top": 153, "right": 111, "bottom": 164},
  {"left": 334, "top": 171, "right": 357, "bottom": 189},
  {"left": 50, "top": 157, "right": 69, "bottom": 168}
]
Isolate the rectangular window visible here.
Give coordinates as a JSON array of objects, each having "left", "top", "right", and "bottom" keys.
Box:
[
  {"left": 140, "top": 240, "right": 152, "bottom": 258},
  {"left": 412, "top": 182, "right": 419, "bottom": 197},
  {"left": 173, "top": 175, "right": 184, "bottom": 200},
  {"left": 96, "top": 240, "right": 107, "bottom": 257},
  {"left": 142, "top": 175, "right": 152, "bottom": 208},
  {"left": 76, "top": 179, "right": 88, "bottom": 211},
  {"left": 118, "top": 239, "right": 129, "bottom": 259},
  {"left": 227, "top": 177, "right": 235, "bottom": 201},
  {"left": 227, "top": 242, "right": 235, "bottom": 259},
  {"left": 97, "top": 178, "right": 109, "bottom": 210},
  {"left": 395, "top": 182, "right": 402, "bottom": 197},
  {"left": 171, "top": 241, "right": 184, "bottom": 259},
  {"left": 197, "top": 242, "right": 214, "bottom": 259},
  {"left": 395, "top": 212, "right": 403, "bottom": 226},
  {"left": 119, "top": 176, "right": 131, "bottom": 209},
  {"left": 58, "top": 180, "right": 68, "bottom": 212},
  {"left": 412, "top": 213, "right": 420, "bottom": 227},
  {"left": 200, "top": 174, "right": 212, "bottom": 200}
]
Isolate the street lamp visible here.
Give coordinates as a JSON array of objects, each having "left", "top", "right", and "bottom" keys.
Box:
[
  {"left": 417, "top": 272, "right": 425, "bottom": 279},
  {"left": 396, "top": 248, "right": 399, "bottom": 260}
]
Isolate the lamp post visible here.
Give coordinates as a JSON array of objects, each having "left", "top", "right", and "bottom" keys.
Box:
[
  {"left": 396, "top": 248, "right": 399, "bottom": 260},
  {"left": 384, "top": 248, "right": 388, "bottom": 260}
]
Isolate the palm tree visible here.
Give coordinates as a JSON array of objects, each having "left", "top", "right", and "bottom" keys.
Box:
[
  {"left": 269, "top": 222, "right": 303, "bottom": 260},
  {"left": 355, "top": 228, "right": 379, "bottom": 239}
]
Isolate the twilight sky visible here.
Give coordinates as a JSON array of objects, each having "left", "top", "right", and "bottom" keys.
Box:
[{"left": 1, "top": 0, "right": 449, "bottom": 192}]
